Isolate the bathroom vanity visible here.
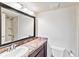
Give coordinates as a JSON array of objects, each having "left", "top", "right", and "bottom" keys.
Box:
[
  {"left": 0, "top": 37, "right": 47, "bottom": 57},
  {"left": 0, "top": 3, "right": 47, "bottom": 57}
]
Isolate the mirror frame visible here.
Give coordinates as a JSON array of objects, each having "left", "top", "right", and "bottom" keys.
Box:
[{"left": 0, "top": 3, "right": 36, "bottom": 46}]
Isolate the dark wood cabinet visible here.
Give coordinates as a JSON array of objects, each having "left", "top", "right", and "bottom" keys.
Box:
[
  {"left": 28, "top": 41, "right": 47, "bottom": 57},
  {"left": 36, "top": 48, "right": 44, "bottom": 57}
]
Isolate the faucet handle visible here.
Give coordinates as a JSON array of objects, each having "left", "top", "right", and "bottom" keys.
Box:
[
  {"left": 7, "top": 47, "right": 11, "bottom": 52},
  {"left": 13, "top": 43, "right": 16, "bottom": 48},
  {"left": 69, "top": 50, "right": 74, "bottom": 57}
]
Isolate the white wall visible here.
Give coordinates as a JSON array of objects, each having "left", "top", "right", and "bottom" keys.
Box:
[
  {"left": 36, "top": 6, "right": 77, "bottom": 56},
  {"left": 76, "top": 5, "right": 79, "bottom": 56}
]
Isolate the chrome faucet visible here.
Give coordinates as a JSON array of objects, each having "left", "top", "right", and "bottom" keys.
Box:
[
  {"left": 7, "top": 43, "right": 16, "bottom": 52},
  {"left": 10, "top": 43, "right": 16, "bottom": 50}
]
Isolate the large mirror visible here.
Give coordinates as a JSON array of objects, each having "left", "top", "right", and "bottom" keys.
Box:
[{"left": 1, "top": 6, "right": 35, "bottom": 45}]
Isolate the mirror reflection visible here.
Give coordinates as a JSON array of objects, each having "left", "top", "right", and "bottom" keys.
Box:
[{"left": 1, "top": 7, "right": 34, "bottom": 44}]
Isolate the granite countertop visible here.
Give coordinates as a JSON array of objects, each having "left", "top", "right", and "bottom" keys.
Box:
[{"left": 21, "top": 37, "right": 47, "bottom": 57}]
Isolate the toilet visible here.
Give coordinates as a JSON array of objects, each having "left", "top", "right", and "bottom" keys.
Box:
[{"left": 51, "top": 46, "right": 74, "bottom": 57}]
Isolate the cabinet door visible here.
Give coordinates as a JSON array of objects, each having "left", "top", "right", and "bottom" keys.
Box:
[{"left": 36, "top": 48, "right": 44, "bottom": 57}]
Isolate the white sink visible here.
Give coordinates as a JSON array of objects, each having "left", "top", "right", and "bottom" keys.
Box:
[{"left": 0, "top": 46, "right": 29, "bottom": 57}]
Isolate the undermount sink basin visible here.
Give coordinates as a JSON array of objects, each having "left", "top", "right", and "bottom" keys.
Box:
[{"left": 0, "top": 46, "right": 29, "bottom": 57}]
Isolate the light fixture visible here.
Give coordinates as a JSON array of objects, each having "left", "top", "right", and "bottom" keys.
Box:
[
  {"left": 3, "top": 2, "right": 23, "bottom": 9},
  {"left": 3, "top": 2, "right": 35, "bottom": 16},
  {"left": 10, "top": 2, "right": 23, "bottom": 9},
  {"left": 22, "top": 8, "right": 34, "bottom": 15}
]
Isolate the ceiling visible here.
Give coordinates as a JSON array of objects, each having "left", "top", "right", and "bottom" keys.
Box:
[
  {"left": 3, "top": 2, "right": 79, "bottom": 15},
  {"left": 19, "top": 2, "right": 78, "bottom": 14}
]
